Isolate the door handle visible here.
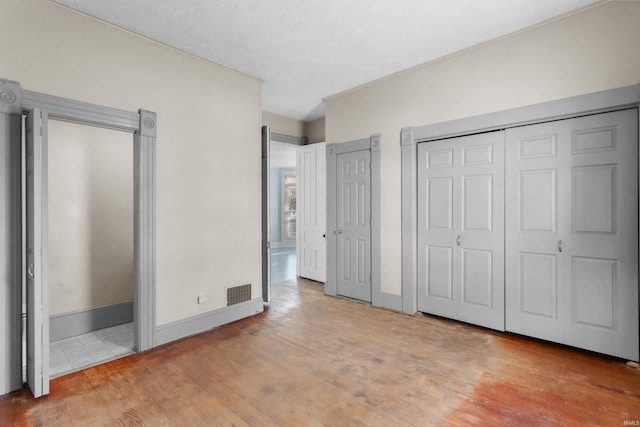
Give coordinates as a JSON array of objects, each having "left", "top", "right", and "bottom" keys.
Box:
[
  {"left": 456, "top": 235, "right": 461, "bottom": 246},
  {"left": 335, "top": 229, "right": 343, "bottom": 235},
  {"left": 27, "top": 264, "right": 34, "bottom": 279},
  {"left": 558, "top": 240, "right": 563, "bottom": 253}
]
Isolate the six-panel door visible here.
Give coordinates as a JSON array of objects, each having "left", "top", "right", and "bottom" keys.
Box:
[
  {"left": 505, "top": 109, "right": 638, "bottom": 361},
  {"left": 298, "top": 143, "right": 327, "bottom": 283},
  {"left": 417, "top": 131, "right": 505, "bottom": 331},
  {"left": 336, "top": 150, "right": 372, "bottom": 302}
]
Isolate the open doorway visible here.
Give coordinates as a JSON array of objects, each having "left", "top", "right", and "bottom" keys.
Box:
[
  {"left": 46, "top": 120, "right": 134, "bottom": 377},
  {"left": 2, "top": 82, "right": 157, "bottom": 398},
  {"left": 261, "top": 126, "right": 327, "bottom": 303},
  {"left": 269, "top": 142, "right": 297, "bottom": 285}
]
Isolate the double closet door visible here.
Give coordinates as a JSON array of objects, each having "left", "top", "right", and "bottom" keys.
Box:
[
  {"left": 417, "top": 109, "right": 639, "bottom": 361},
  {"left": 417, "top": 131, "right": 505, "bottom": 331},
  {"left": 506, "top": 109, "right": 638, "bottom": 361}
]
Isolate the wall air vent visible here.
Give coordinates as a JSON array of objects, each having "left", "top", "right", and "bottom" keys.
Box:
[{"left": 227, "top": 284, "right": 251, "bottom": 306}]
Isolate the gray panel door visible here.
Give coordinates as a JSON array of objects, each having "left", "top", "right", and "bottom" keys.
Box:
[
  {"left": 336, "top": 150, "right": 371, "bottom": 302},
  {"left": 26, "top": 108, "right": 49, "bottom": 397},
  {"left": 261, "top": 126, "right": 271, "bottom": 302},
  {"left": 506, "top": 108, "right": 639, "bottom": 361},
  {"left": 417, "top": 131, "right": 505, "bottom": 331}
]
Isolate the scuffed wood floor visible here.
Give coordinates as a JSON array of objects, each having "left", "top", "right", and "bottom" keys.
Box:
[{"left": 1, "top": 278, "right": 639, "bottom": 426}]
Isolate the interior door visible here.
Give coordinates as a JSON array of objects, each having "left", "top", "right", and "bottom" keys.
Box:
[
  {"left": 336, "top": 150, "right": 371, "bottom": 302},
  {"left": 506, "top": 109, "right": 639, "bottom": 361},
  {"left": 417, "top": 132, "right": 505, "bottom": 331},
  {"left": 261, "top": 126, "right": 271, "bottom": 302},
  {"left": 25, "top": 108, "right": 49, "bottom": 397},
  {"left": 564, "top": 109, "right": 638, "bottom": 360},
  {"left": 297, "top": 143, "right": 326, "bottom": 282},
  {"left": 505, "top": 120, "right": 566, "bottom": 342}
]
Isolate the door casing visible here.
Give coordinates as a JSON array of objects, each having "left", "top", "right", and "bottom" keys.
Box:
[
  {"left": 0, "top": 78, "right": 157, "bottom": 397},
  {"left": 402, "top": 84, "right": 640, "bottom": 316},
  {"left": 326, "top": 134, "right": 381, "bottom": 306}
]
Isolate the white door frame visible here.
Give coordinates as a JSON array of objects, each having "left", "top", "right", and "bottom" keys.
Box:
[
  {"left": 326, "top": 134, "right": 382, "bottom": 305},
  {"left": 0, "top": 78, "right": 156, "bottom": 397},
  {"left": 401, "top": 84, "right": 640, "bottom": 315}
]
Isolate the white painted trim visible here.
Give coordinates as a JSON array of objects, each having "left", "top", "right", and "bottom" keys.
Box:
[
  {"left": 50, "top": 301, "right": 134, "bottom": 342},
  {"left": 155, "top": 298, "right": 264, "bottom": 347}
]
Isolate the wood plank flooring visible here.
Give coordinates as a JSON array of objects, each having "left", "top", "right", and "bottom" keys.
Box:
[{"left": 1, "top": 278, "right": 639, "bottom": 426}]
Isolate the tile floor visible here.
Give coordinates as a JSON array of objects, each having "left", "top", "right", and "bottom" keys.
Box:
[
  {"left": 271, "top": 247, "right": 296, "bottom": 284},
  {"left": 50, "top": 322, "right": 134, "bottom": 378}
]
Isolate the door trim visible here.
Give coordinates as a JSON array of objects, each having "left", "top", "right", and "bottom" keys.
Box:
[
  {"left": 326, "top": 134, "right": 382, "bottom": 307},
  {"left": 401, "top": 84, "right": 640, "bottom": 315},
  {"left": 2, "top": 78, "right": 157, "bottom": 357},
  {"left": 0, "top": 79, "right": 23, "bottom": 395}
]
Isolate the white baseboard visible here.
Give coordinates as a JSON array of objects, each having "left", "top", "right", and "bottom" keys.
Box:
[{"left": 155, "top": 298, "right": 264, "bottom": 347}]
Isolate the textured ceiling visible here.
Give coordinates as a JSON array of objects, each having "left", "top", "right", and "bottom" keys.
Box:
[{"left": 54, "top": 0, "right": 601, "bottom": 121}]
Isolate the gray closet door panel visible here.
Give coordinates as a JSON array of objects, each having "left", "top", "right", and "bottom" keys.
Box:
[
  {"left": 506, "top": 108, "right": 639, "bottom": 361},
  {"left": 418, "top": 131, "right": 504, "bottom": 331}
]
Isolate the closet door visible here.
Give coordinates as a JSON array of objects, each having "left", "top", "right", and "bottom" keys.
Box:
[
  {"left": 417, "top": 132, "right": 504, "bottom": 331},
  {"left": 505, "top": 120, "right": 567, "bottom": 342},
  {"left": 563, "top": 110, "right": 638, "bottom": 360},
  {"left": 506, "top": 109, "right": 638, "bottom": 361}
]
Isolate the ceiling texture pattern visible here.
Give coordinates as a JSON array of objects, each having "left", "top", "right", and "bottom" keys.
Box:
[{"left": 54, "top": 0, "right": 602, "bottom": 121}]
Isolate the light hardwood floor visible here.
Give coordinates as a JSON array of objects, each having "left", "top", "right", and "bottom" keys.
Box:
[{"left": 2, "top": 278, "right": 639, "bottom": 426}]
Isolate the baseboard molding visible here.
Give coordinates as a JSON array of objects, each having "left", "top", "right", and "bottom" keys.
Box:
[
  {"left": 271, "top": 241, "right": 295, "bottom": 249},
  {"left": 155, "top": 297, "right": 264, "bottom": 347},
  {"left": 379, "top": 292, "right": 403, "bottom": 312},
  {"left": 50, "top": 301, "right": 133, "bottom": 342}
]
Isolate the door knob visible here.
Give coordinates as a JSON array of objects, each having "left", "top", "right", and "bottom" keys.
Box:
[
  {"left": 456, "top": 235, "right": 461, "bottom": 246},
  {"left": 558, "top": 240, "right": 563, "bottom": 253},
  {"left": 27, "top": 264, "right": 34, "bottom": 279},
  {"left": 335, "top": 229, "right": 343, "bottom": 234}
]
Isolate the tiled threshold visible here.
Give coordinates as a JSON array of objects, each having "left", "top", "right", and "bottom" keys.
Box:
[{"left": 50, "top": 322, "right": 134, "bottom": 378}]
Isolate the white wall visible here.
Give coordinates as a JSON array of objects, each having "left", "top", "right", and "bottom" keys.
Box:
[
  {"left": 0, "top": 0, "right": 262, "bottom": 327},
  {"left": 325, "top": 1, "right": 640, "bottom": 296},
  {"left": 48, "top": 121, "right": 133, "bottom": 315}
]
